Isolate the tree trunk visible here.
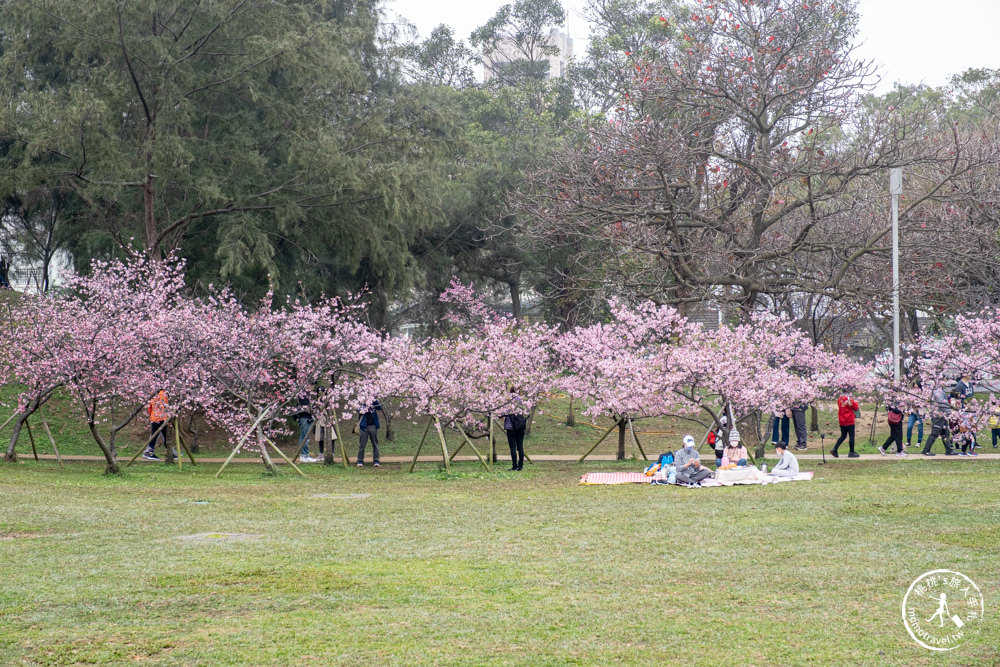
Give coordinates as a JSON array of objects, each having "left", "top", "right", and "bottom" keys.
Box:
[
  {"left": 810, "top": 404, "right": 819, "bottom": 432},
  {"left": 185, "top": 412, "right": 200, "bottom": 453},
  {"left": 87, "top": 420, "right": 120, "bottom": 475},
  {"left": 524, "top": 404, "right": 537, "bottom": 438},
  {"left": 617, "top": 419, "right": 626, "bottom": 460},
  {"left": 566, "top": 396, "right": 575, "bottom": 427},
  {"left": 4, "top": 394, "right": 48, "bottom": 462},
  {"left": 259, "top": 438, "right": 276, "bottom": 473},
  {"left": 4, "top": 412, "right": 28, "bottom": 463},
  {"left": 509, "top": 279, "right": 522, "bottom": 322}
]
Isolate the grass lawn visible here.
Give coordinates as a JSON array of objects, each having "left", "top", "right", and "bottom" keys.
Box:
[{"left": 0, "top": 458, "right": 997, "bottom": 665}]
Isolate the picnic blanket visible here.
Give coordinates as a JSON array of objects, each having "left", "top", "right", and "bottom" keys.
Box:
[
  {"left": 699, "top": 470, "right": 814, "bottom": 487},
  {"left": 579, "top": 470, "right": 814, "bottom": 486},
  {"left": 579, "top": 472, "right": 650, "bottom": 485}
]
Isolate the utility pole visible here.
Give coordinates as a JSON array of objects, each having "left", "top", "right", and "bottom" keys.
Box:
[{"left": 890, "top": 168, "right": 902, "bottom": 384}]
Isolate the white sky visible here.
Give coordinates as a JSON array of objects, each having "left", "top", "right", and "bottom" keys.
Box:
[{"left": 387, "top": 0, "right": 1000, "bottom": 92}]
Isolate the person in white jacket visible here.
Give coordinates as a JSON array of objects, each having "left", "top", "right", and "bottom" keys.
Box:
[{"left": 770, "top": 442, "right": 800, "bottom": 478}]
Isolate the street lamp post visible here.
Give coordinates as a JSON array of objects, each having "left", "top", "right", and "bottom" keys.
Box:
[{"left": 890, "top": 168, "right": 902, "bottom": 384}]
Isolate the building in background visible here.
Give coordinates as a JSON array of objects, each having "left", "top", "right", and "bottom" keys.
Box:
[{"left": 482, "top": 29, "right": 573, "bottom": 82}]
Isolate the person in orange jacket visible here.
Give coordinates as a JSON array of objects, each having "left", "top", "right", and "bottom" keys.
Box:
[{"left": 144, "top": 390, "right": 169, "bottom": 460}]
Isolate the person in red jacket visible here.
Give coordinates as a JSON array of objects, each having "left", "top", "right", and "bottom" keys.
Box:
[{"left": 832, "top": 394, "right": 860, "bottom": 458}]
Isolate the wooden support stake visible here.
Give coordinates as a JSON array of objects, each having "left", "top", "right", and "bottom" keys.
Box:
[
  {"left": 0, "top": 411, "right": 16, "bottom": 434},
  {"left": 333, "top": 421, "right": 348, "bottom": 468},
  {"left": 40, "top": 419, "right": 63, "bottom": 468},
  {"left": 628, "top": 418, "right": 649, "bottom": 461},
  {"left": 217, "top": 412, "right": 272, "bottom": 478},
  {"left": 488, "top": 414, "right": 495, "bottom": 463},
  {"left": 409, "top": 417, "right": 433, "bottom": 473},
  {"left": 176, "top": 429, "right": 197, "bottom": 465},
  {"left": 25, "top": 418, "right": 38, "bottom": 462},
  {"left": 215, "top": 444, "right": 243, "bottom": 478},
  {"left": 434, "top": 417, "right": 451, "bottom": 472},
  {"left": 455, "top": 422, "right": 490, "bottom": 471},
  {"left": 578, "top": 420, "right": 619, "bottom": 463},
  {"left": 448, "top": 437, "right": 466, "bottom": 460},
  {"left": 174, "top": 418, "right": 182, "bottom": 471},
  {"left": 266, "top": 439, "right": 306, "bottom": 478}
]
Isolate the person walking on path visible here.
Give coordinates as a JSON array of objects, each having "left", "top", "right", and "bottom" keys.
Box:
[
  {"left": 502, "top": 393, "right": 528, "bottom": 471},
  {"left": 143, "top": 390, "right": 169, "bottom": 460},
  {"left": 295, "top": 395, "right": 317, "bottom": 462},
  {"left": 357, "top": 400, "right": 383, "bottom": 467},
  {"left": 832, "top": 394, "right": 860, "bottom": 458},
  {"left": 791, "top": 403, "right": 809, "bottom": 450},
  {"left": 879, "top": 405, "right": 906, "bottom": 456},
  {"left": 922, "top": 385, "right": 958, "bottom": 456},
  {"left": 906, "top": 407, "right": 924, "bottom": 450}
]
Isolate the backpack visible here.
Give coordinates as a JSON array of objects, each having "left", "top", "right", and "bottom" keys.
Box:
[
  {"left": 658, "top": 451, "right": 674, "bottom": 466},
  {"left": 887, "top": 409, "right": 903, "bottom": 425},
  {"left": 510, "top": 414, "right": 528, "bottom": 430}
]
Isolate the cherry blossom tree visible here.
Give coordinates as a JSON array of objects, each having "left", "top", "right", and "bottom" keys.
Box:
[
  {"left": 1, "top": 256, "right": 197, "bottom": 473},
  {"left": 370, "top": 280, "right": 557, "bottom": 470},
  {"left": 197, "top": 289, "right": 383, "bottom": 475},
  {"left": 555, "top": 299, "right": 700, "bottom": 459},
  {"left": 556, "top": 300, "right": 875, "bottom": 459},
  {"left": 1, "top": 292, "right": 69, "bottom": 462}
]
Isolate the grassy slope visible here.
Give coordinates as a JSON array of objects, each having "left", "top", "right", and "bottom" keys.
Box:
[{"left": 0, "top": 459, "right": 997, "bottom": 666}]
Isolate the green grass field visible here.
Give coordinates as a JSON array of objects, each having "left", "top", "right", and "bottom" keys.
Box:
[{"left": 1, "top": 457, "right": 997, "bottom": 665}]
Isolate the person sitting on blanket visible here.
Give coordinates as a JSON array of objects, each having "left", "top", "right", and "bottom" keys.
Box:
[
  {"left": 723, "top": 430, "right": 749, "bottom": 466},
  {"left": 675, "top": 435, "right": 712, "bottom": 486},
  {"left": 770, "top": 442, "right": 799, "bottom": 478}
]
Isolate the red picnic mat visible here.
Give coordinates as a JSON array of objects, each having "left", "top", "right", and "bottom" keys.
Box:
[{"left": 579, "top": 472, "right": 651, "bottom": 485}]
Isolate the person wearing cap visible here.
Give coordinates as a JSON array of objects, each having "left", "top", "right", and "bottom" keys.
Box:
[
  {"left": 674, "top": 435, "right": 712, "bottom": 486},
  {"left": 723, "top": 430, "right": 748, "bottom": 466},
  {"left": 769, "top": 442, "right": 799, "bottom": 478}
]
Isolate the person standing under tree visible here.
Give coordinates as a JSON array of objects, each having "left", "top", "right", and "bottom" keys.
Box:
[
  {"left": 502, "top": 391, "right": 528, "bottom": 471},
  {"left": 791, "top": 403, "right": 809, "bottom": 450},
  {"left": 143, "top": 390, "right": 169, "bottom": 460},
  {"left": 296, "top": 394, "right": 317, "bottom": 463},
  {"left": 357, "top": 399, "right": 383, "bottom": 468},
  {"left": 771, "top": 409, "right": 790, "bottom": 447},
  {"left": 832, "top": 394, "right": 860, "bottom": 458},
  {"left": 0, "top": 255, "right": 10, "bottom": 289}
]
